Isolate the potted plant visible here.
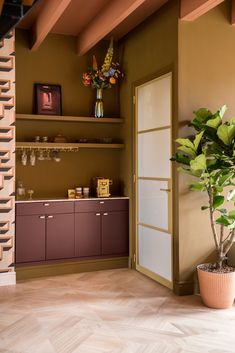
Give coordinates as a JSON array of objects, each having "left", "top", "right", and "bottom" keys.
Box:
[{"left": 172, "top": 105, "right": 235, "bottom": 308}]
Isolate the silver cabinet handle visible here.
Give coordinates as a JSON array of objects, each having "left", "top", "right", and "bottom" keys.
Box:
[
  {"left": 160, "top": 188, "right": 171, "bottom": 192},
  {"left": 44, "top": 203, "right": 50, "bottom": 206},
  {"left": 96, "top": 213, "right": 101, "bottom": 216},
  {"left": 103, "top": 212, "right": 108, "bottom": 216},
  {"left": 47, "top": 215, "right": 54, "bottom": 219},
  {"left": 39, "top": 216, "right": 45, "bottom": 219},
  {"left": 99, "top": 201, "right": 104, "bottom": 204}
]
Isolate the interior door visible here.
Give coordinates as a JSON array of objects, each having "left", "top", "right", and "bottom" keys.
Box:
[{"left": 135, "top": 72, "right": 173, "bottom": 289}]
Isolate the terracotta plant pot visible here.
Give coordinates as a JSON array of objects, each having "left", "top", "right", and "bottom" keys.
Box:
[{"left": 197, "top": 264, "right": 235, "bottom": 309}]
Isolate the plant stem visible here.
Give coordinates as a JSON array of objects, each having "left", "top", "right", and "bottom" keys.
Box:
[{"left": 207, "top": 187, "right": 219, "bottom": 252}]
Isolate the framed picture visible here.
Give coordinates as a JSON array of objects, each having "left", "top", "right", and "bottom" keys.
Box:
[{"left": 34, "top": 83, "right": 62, "bottom": 115}]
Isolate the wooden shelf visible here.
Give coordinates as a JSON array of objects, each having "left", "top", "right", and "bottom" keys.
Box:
[
  {"left": 16, "top": 114, "right": 123, "bottom": 124},
  {"left": 16, "top": 142, "right": 124, "bottom": 150}
]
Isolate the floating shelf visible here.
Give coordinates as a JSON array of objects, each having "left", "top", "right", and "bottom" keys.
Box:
[
  {"left": 16, "top": 114, "right": 123, "bottom": 124},
  {"left": 16, "top": 142, "right": 124, "bottom": 151}
]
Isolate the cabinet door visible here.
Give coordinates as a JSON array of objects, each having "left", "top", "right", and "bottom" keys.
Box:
[
  {"left": 46, "top": 213, "right": 74, "bottom": 260},
  {"left": 75, "top": 213, "right": 101, "bottom": 257},
  {"left": 16, "top": 215, "right": 46, "bottom": 263},
  {"left": 102, "top": 211, "right": 129, "bottom": 255}
]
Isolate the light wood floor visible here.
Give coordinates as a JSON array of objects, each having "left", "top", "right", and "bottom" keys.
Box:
[{"left": 0, "top": 269, "right": 235, "bottom": 353}]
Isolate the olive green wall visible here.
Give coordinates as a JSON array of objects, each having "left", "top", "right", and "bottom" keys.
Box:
[
  {"left": 178, "top": 2, "right": 235, "bottom": 286},
  {"left": 118, "top": 0, "right": 179, "bottom": 288},
  {"left": 15, "top": 30, "right": 122, "bottom": 198}
]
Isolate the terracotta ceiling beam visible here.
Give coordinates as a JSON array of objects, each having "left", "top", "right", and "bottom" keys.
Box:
[
  {"left": 180, "top": 0, "right": 224, "bottom": 21},
  {"left": 231, "top": 0, "right": 235, "bottom": 25},
  {"left": 77, "top": 0, "right": 148, "bottom": 56},
  {"left": 23, "top": 0, "right": 36, "bottom": 5},
  {"left": 0, "top": 0, "right": 4, "bottom": 16},
  {"left": 30, "top": 0, "right": 72, "bottom": 51}
]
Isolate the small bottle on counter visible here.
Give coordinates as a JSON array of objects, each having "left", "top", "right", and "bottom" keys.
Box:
[{"left": 17, "top": 181, "right": 25, "bottom": 200}]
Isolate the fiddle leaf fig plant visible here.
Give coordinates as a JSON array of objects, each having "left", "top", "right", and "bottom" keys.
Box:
[{"left": 172, "top": 105, "right": 235, "bottom": 270}]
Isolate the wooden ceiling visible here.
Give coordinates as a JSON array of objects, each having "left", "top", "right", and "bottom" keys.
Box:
[{"left": 17, "top": 0, "right": 235, "bottom": 55}]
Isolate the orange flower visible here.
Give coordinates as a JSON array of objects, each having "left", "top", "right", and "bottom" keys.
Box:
[{"left": 109, "top": 77, "right": 116, "bottom": 84}]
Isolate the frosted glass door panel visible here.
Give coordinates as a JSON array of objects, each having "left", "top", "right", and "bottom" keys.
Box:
[
  {"left": 138, "top": 128, "right": 171, "bottom": 178},
  {"left": 137, "top": 74, "right": 171, "bottom": 131},
  {"left": 138, "top": 225, "right": 172, "bottom": 281},
  {"left": 138, "top": 179, "right": 169, "bottom": 231}
]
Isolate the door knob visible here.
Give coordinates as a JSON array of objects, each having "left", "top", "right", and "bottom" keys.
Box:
[
  {"left": 103, "top": 212, "right": 108, "bottom": 216},
  {"left": 44, "top": 203, "right": 50, "bottom": 206},
  {"left": 47, "top": 215, "right": 54, "bottom": 219},
  {"left": 95, "top": 213, "right": 101, "bottom": 216},
  {"left": 39, "top": 216, "right": 45, "bottom": 219}
]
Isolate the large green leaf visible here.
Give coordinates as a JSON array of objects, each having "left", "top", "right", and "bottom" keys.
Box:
[
  {"left": 227, "top": 189, "right": 235, "bottom": 201},
  {"left": 206, "top": 116, "right": 221, "bottom": 129},
  {"left": 177, "top": 145, "right": 196, "bottom": 157},
  {"left": 219, "top": 105, "right": 227, "bottom": 118},
  {"left": 228, "top": 210, "right": 235, "bottom": 220},
  {"left": 217, "top": 124, "right": 235, "bottom": 145},
  {"left": 193, "top": 131, "right": 204, "bottom": 151},
  {"left": 193, "top": 108, "right": 212, "bottom": 122},
  {"left": 230, "top": 116, "right": 235, "bottom": 125},
  {"left": 216, "top": 215, "right": 230, "bottom": 226},
  {"left": 189, "top": 182, "right": 206, "bottom": 191},
  {"left": 190, "top": 154, "right": 206, "bottom": 174},
  {"left": 218, "top": 172, "right": 234, "bottom": 186},
  {"left": 176, "top": 138, "right": 195, "bottom": 151},
  {"left": 213, "top": 195, "right": 224, "bottom": 209}
]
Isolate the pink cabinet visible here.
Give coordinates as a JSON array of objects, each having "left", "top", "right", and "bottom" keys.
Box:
[
  {"left": 46, "top": 214, "right": 75, "bottom": 260},
  {"left": 102, "top": 211, "right": 129, "bottom": 255},
  {"left": 16, "top": 215, "right": 46, "bottom": 263},
  {"left": 75, "top": 213, "right": 101, "bottom": 257},
  {"left": 16, "top": 199, "right": 129, "bottom": 264}
]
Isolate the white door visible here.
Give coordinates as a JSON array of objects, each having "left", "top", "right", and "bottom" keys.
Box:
[{"left": 135, "top": 72, "right": 173, "bottom": 289}]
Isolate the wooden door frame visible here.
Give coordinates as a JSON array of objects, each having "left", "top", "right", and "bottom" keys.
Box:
[{"left": 131, "top": 65, "right": 176, "bottom": 290}]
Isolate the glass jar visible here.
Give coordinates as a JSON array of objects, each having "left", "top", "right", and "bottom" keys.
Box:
[{"left": 75, "top": 187, "right": 82, "bottom": 199}]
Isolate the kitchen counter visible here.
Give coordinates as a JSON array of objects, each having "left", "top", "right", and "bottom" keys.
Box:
[{"left": 15, "top": 196, "right": 129, "bottom": 203}]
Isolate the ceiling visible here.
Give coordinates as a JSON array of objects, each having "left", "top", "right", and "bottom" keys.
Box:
[
  {"left": 18, "top": 0, "right": 168, "bottom": 55},
  {"left": 16, "top": 0, "right": 232, "bottom": 55}
]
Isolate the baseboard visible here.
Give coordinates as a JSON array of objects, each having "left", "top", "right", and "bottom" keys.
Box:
[
  {"left": 16, "top": 257, "right": 129, "bottom": 281},
  {"left": 0, "top": 271, "right": 16, "bottom": 286},
  {"left": 173, "top": 280, "right": 195, "bottom": 296}
]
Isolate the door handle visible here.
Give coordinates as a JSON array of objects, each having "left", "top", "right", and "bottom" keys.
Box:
[
  {"left": 44, "top": 203, "right": 50, "bottom": 206},
  {"left": 39, "top": 216, "right": 45, "bottom": 219},
  {"left": 103, "top": 212, "right": 108, "bottom": 216},
  {"left": 95, "top": 213, "right": 101, "bottom": 216},
  {"left": 99, "top": 201, "right": 104, "bottom": 204},
  {"left": 47, "top": 215, "right": 54, "bottom": 219},
  {"left": 160, "top": 188, "right": 171, "bottom": 192}
]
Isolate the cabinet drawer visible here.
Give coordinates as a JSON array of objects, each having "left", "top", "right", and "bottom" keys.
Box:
[
  {"left": 75, "top": 199, "right": 128, "bottom": 213},
  {"left": 16, "top": 201, "right": 74, "bottom": 216}
]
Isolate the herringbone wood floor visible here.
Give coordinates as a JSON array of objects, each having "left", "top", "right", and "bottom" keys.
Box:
[{"left": 0, "top": 269, "right": 234, "bottom": 353}]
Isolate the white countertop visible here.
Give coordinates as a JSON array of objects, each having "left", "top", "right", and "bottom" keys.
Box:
[{"left": 15, "top": 196, "right": 129, "bottom": 204}]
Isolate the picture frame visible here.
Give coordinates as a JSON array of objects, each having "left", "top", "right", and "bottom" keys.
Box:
[{"left": 34, "top": 83, "right": 62, "bottom": 115}]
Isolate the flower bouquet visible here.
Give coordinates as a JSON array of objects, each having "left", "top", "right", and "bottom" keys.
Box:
[{"left": 82, "top": 39, "right": 123, "bottom": 117}]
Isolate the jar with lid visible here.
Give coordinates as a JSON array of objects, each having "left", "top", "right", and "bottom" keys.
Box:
[{"left": 75, "top": 187, "right": 82, "bottom": 199}]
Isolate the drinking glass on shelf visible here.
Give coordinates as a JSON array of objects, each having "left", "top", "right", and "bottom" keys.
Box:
[
  {"left": 45, "top": 150, "right": 51, "bottom": 160},
  {"left": 27, "top": 189, "right": 34, "bottom": 200}
]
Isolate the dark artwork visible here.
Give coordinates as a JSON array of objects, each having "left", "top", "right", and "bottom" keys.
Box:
[{"left": 34, "top": 84, "right": 62, "bottom": 115}]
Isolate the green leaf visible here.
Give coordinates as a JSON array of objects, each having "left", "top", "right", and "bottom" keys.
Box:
[
  {"left": 193, "top": 108, "right": 212, "bottom": 122},
  {"left": 229, "top": 116, "right": 235, "bottom": 125},
  {"left": 189, "top": 182, "right": 206, "bottom": 191},
  {"left": 201, "top": 206, "right": 209, "bottom": 210},
  {"left": 216, "top": 215, "right": 230, "bottom": 226},
  {"left": 206, "top": 116, "right": 221, "bottom": 129},
  {"left": 228, "top": 210, "right": 235, "bottom": 220},
  {"left": 177, "top": 145, "right": 196, "bottom": 157},
  {"left": 176, "top": 138, "right": 195, "bottom": 151},
  {"left": 218, "top": 208, "right": 227, "bottom": 214},
  {"left": 218, "top": 173, "right": 234, "bottom": 186},
  {"left": 227, "top": 189, "right": 235, "bottom": 201},
  {"left": 217, "top": 124, "right": 235, "bottom": 145},
  {"left": 193, "top": 131, "right": 204, "bottom": 151},
  {"left": 213, "top": 195, "right": 224, "bottom": 209},
  {"left": 190, "top": 154, "right": 206, "bottom": 173},
  {"left": 177, "top": 166, "right": 193, "bottom": 175},
  {"left": 219, "top": 105, "right": 227, "bottom": 118}
]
